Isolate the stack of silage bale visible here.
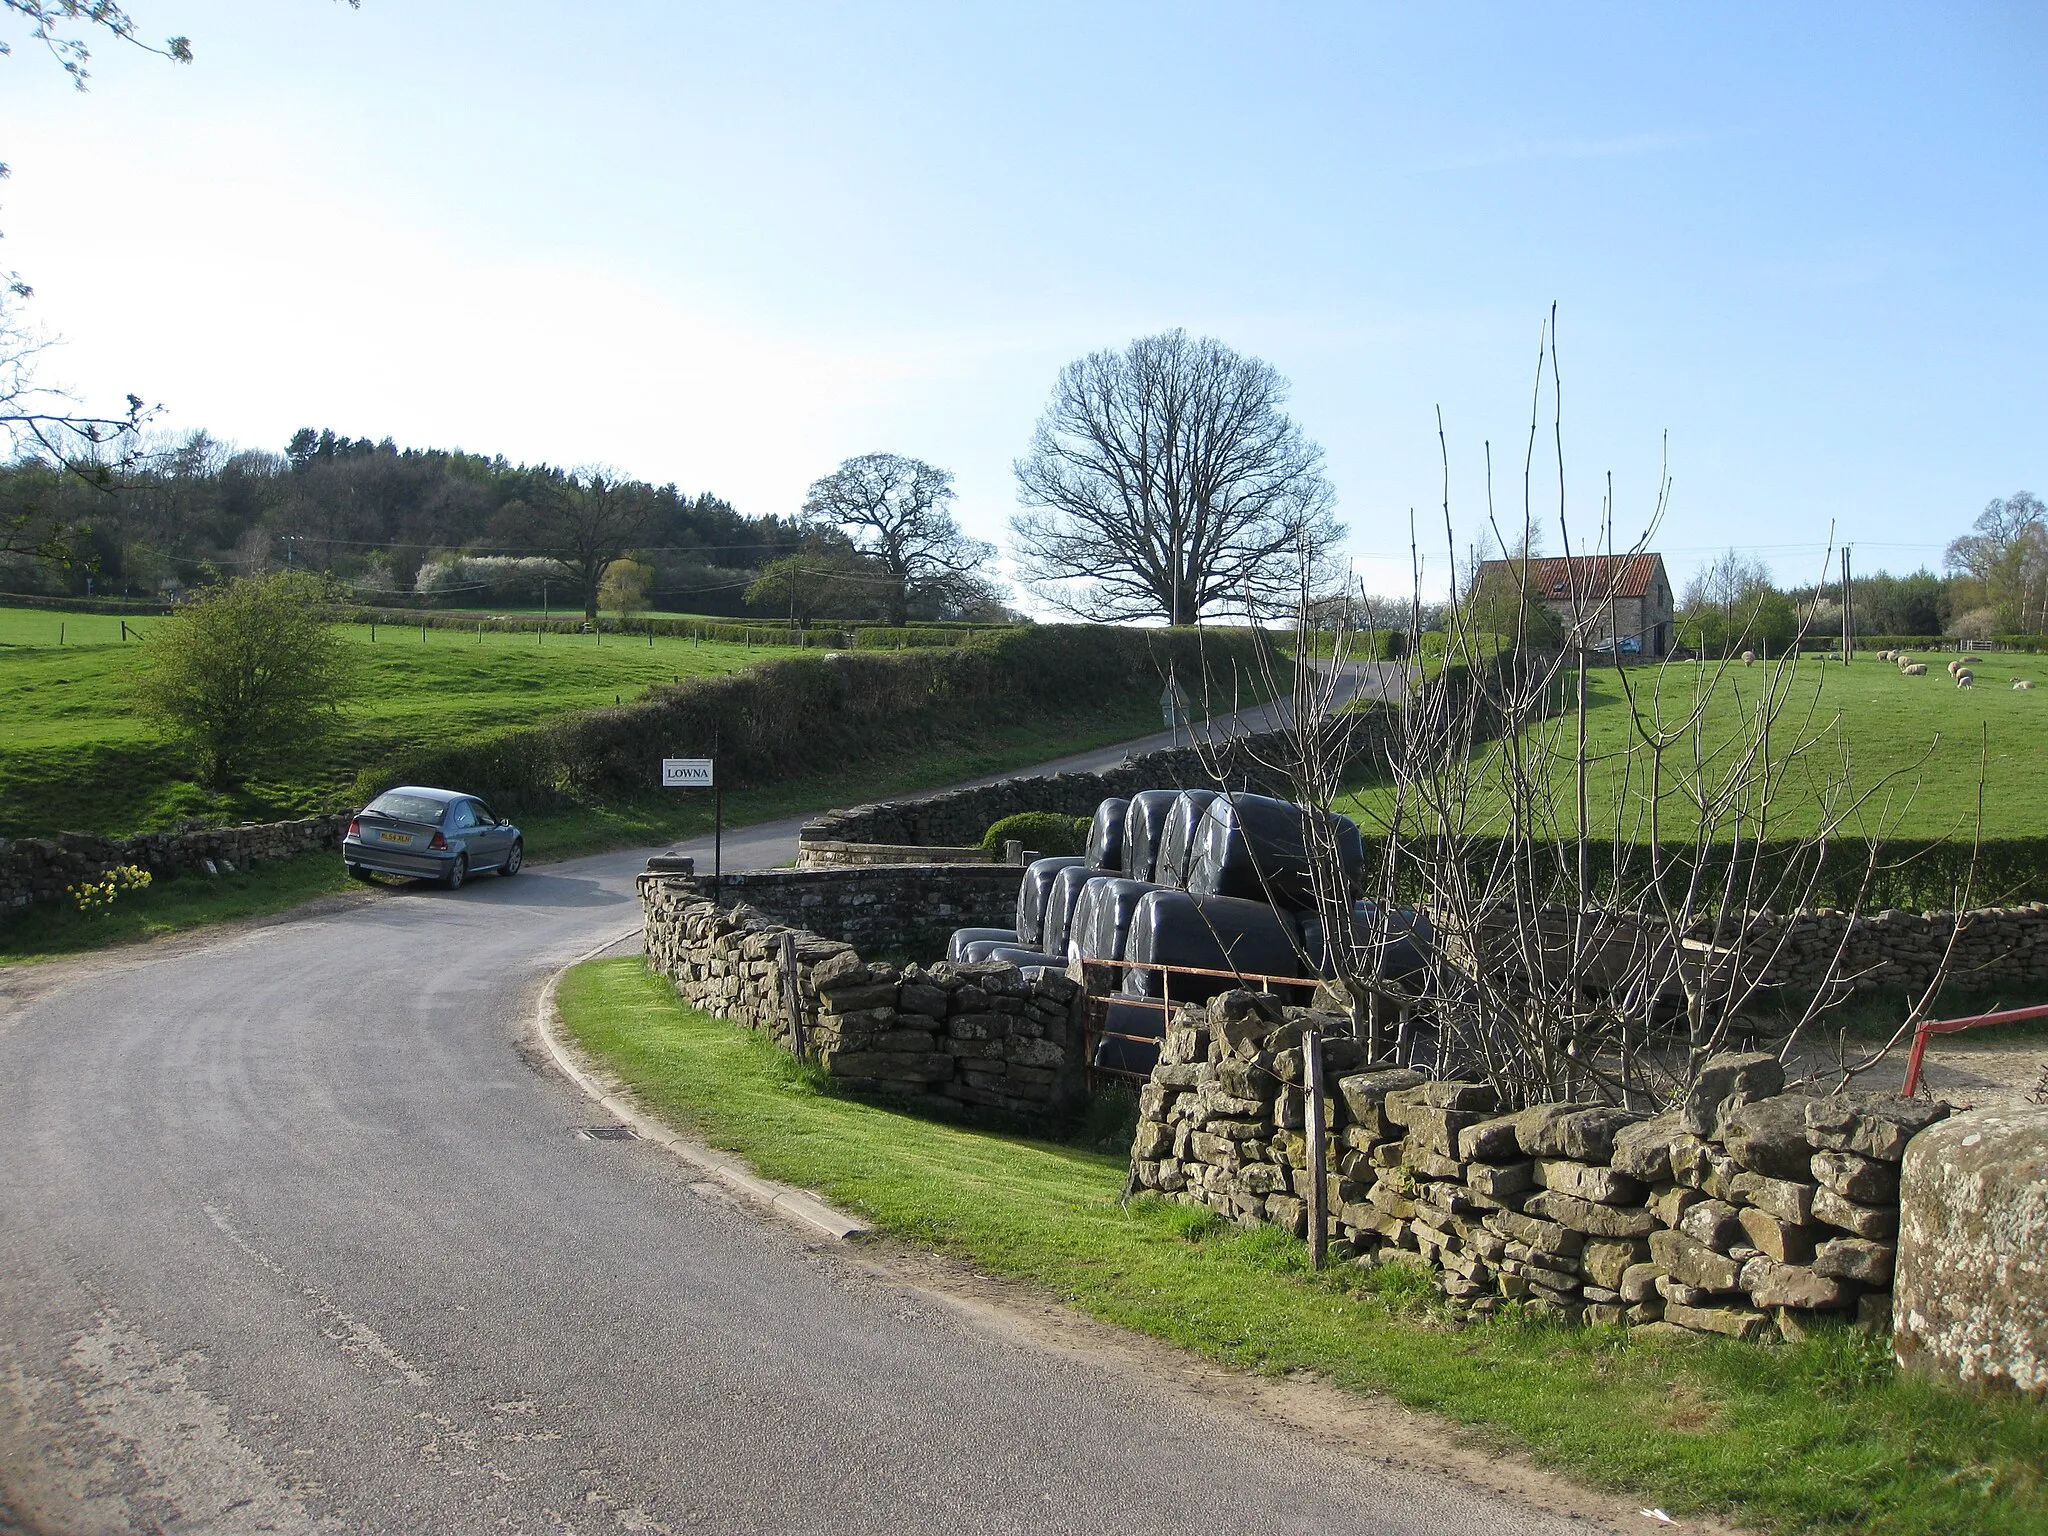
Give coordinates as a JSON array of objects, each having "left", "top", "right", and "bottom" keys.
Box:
[{"left": 949, "top": 788, "right": 1402, "bottom": 1078}]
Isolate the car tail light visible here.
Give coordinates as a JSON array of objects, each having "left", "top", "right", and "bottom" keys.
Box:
[
  {"left": 429, "top": 831, "right": 448, "bottom": 850},
  {"left": 347, "top": 817, "right": 360, "bottom": 837}
]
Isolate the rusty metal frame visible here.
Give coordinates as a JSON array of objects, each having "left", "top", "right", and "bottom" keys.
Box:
[{"left": 1900, "top": 1000, "right": 2048, "bottom": 1098}]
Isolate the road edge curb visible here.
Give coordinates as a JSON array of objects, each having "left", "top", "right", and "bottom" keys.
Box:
[{"left": 534, "top": 931, "right": 872, "bottom": 1243}]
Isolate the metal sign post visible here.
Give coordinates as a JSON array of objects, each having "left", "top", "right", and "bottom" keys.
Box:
[
  {"left": 1161, "top": 675, "right": 1192, "bottom": 748},
  {"left": 661, "top": 757, "right": 718, "bottom": 876}
]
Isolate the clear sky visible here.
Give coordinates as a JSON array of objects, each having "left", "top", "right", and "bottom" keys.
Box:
[{"left": 1, "top": 1, "right": 2041, "bottom": 603}]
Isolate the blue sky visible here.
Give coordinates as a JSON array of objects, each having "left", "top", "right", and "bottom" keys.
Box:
[{"left": 2, "top": 1, "right": 2041, "bottom": 601}]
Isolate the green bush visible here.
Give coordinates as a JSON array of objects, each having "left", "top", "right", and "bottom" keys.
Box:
[
  {"left": 1361, "top": 831, "right": 2048, "bottom": 910},
  {"left": 980, "top": 811, "right": 1091, "bottom": 860},
  {"left": 851, "top": 627, "right": 977, "bottom": 648},
  {"left": 1294, "top": 629, "right": 1405, "bottom": 661},
  {"left": 340, "top": 607, "right": 844, "bottom": 647},
  {"left": 135, "top": 572, "right": 356, "bottom": 788}
]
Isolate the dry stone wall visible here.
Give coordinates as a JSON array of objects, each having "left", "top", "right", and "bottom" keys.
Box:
[
  {"left": 1727, "top": 904, "right": 2048, "bottom": 995},
  {"left": 639, "top": 873, "right": 1084, "bottom": 1121},
  {"left": 0, "top": 815, "right": 352, "bottom": 917},
  {"left": 798, "top": 730, "right": 1302, "bottom": 851},
  {"left": 655, "top": 865, "right": 1022, "bottom": 955},
  {"left": 1129, "top": 991, "right": 1949, "bottom": 1340}
]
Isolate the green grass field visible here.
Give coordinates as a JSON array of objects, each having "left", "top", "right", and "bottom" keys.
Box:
[
  {"left": 558, "top": 958, "right": 2048, "bottom": 1536},
  {"left": 1342, "top": 652, "right": 2048, "bottom": 841},
  {"left": 0, "top": 606, "right": 773, "bottom": 838}
]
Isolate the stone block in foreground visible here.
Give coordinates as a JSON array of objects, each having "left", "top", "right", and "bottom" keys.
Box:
[{"left": 1894, "top": 1107, "right": 2048, "bottom": 1398}]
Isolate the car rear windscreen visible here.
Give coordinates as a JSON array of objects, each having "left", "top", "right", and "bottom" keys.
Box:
[{"left": 366, "top": 793, "right": 447, "bottom": 824}]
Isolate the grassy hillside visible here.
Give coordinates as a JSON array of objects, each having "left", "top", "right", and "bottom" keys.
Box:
[
  {"left": 1342, "top": 651, "right": 2048, "bottom": 842},
  {"left": 0, "top": 608, "right": 775, "bottom": 837}
]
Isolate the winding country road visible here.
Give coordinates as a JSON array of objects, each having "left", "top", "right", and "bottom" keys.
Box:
[{"left": 0, "top": 706, "right": 1612, "bottom": 1536}]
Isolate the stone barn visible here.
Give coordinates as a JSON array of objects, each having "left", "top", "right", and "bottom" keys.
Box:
[{"left": 1478, "top": 552, "right": 1676, "bottom": 659}]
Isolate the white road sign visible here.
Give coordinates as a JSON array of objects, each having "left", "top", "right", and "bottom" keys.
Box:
[{"left": 661, "top": 758, "right": 715, "bottom": 788}]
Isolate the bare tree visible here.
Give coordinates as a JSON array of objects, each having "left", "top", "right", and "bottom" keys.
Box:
[
  {"left": 527, "top": 466, "right": 653, "bottom": 625},
  {"left": 1010, "top": 329, "right": 1342, "bottom": 624},
  {"left": 800, "top": 453, "right": 993, "bottom": 627},
  {"left": 0, "top": 289, "right": 155, "bottom": 562},
  {"left": 1177, "top": 314, "right": 1962, "bottom": 1112}
]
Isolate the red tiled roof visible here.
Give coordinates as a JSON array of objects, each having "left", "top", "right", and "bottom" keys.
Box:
[{"left": 1476, "top": 553, "right": 1667, "bottom": 601}]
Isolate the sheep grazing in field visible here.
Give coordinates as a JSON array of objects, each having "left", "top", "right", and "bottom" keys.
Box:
[
  {"left": 1902, "top": 663, "right": 1929, "bottom": 675},
  {"left": 1878, "top": 648, "right": 1896, "bottom": 662},
  {"left": 1961, "top": 655, "right": 1982, "bottom": 666},
  {"left": 1957, "top": 669, "right": 1975, "bottom": 688},
  {"left": 1947, "top": 658, "right": 1963, "bottom": 676},
  {"left": 2016, "top": 679, "right": 2037, "bottom": 690},
  {"left": 1741, "top": 650, "right": 1756, "bottom": 666}
]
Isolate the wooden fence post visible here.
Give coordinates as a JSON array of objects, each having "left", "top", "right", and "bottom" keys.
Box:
[
  {"left": 778, "top": 931, "right": 806, "bottom": 1060},
  {"left": 1303, "top": 1028, "right": 1328, "bottom": 1269}
]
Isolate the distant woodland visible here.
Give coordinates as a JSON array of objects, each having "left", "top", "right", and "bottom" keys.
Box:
[{"left": 0, "top": 429, "right": 810, "bottom": 618}]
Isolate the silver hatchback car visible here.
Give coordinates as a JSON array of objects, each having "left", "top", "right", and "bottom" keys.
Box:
[{"left": 344, "top": 786, "right": 523, "bottom": 889}]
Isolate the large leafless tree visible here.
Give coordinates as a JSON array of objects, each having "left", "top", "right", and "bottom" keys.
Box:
[
  {"left": 800, "top": 452, "right": 995, "bottom": 627},
  {"left": 1010, "top": 330, "right": 1342, "bottom": 624}
]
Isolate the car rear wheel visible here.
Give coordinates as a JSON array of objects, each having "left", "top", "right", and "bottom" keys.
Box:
[
  {"left": 442, "top": 853, "right": 468, "bottom": 891},
  {"left": 500, "top": 839, "right": 523, "bottom": 876},
  {"left": 346, "top": 862, "right": 373, "bottom": 882}
]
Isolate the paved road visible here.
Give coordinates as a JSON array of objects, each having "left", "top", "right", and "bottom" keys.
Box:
[{"left": 0, "top": 723, "right": 1599, "bottom": 1536}]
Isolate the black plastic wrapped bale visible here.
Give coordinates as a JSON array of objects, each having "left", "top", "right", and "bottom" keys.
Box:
[
  {"left": 1085, "top": 797, "right": 1128, "bottom": 873},
  {"left": 1183, "top": 793, "right": 1366, "bottom": 911},
  {"left": 1092, "top": 998, "right": 1168, "bottom": 1076},
  {"left": 1297, "top": 902, "right": 1434, "bottom": 987},
  {"left": 978, "top": 946, "right": 1063, "bottom": 970},
  {"left": 1070, "top": 877, "right": 1165, "bottom": 963},
  {"left": 1014, "top": 855, "right": 1085, "bottom": 950},
  {"left": 1040, "top": 862, "right": 1094, "bottom": 960},
  {"left": 1121, "top": 789, "right": 1180, "bottom": 884},
  {"left": 1152, "top": 789, "right": 1222, "bottom": 890},
  {"left": 948, "top": 926, "right": 1018, "bottom": 961},
  {"left": 1120, "top": 889, "right": 1306, "bottom": 1003}
]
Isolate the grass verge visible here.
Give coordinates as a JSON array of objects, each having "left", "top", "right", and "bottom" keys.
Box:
[
  {"left": 558, "top": 956, "right": 2048, "bottom": 1536},
  {"left": 0, "top": 848, "right": 359, "bottom": 961}
]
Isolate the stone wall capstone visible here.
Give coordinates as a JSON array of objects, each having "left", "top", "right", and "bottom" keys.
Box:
[
  {"left": 1894, "top": 1106, "right": 2048, "bottom": 1397},
  {"left": 798, "top": 730, "right": 1304, "bottom": 851},
  {"left": 638, "top": 873, "right": 1085, "bottom": 1122},
  {"left": 1128, "top": 991, "right": 1951, "bottom": 1340},
  {"left": 1719, "top": 905, "right": 2048, "bottom": 995},
  {"left": 0, "top": 815, "right": 353, "bottom": 917},
  {"left": 657, "top": 865, "right": 1024, "bottom": 954}
]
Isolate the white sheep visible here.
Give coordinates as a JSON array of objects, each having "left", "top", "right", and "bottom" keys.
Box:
[
  {"left": 1957, "top": 669, "right": 1974, "bottom": 688},
  {"left": 1741, "top": 649, "right": 1755, "bottom": 666},
  {"left": 1877, "top": 649, "right": 1896, "bottom": 663},
  {"left": 2016, "top": 679, "right": 2037, "bottom": 691},
  {"left": 1902, "top": 663, "right": 1928, "bottom": 675}
]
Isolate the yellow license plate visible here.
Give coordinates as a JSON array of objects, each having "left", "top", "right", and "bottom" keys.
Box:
[{"left": 377, "top": 831, "right": 413, "bottom": 845}]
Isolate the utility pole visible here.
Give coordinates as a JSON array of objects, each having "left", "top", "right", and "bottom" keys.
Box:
[{"left": 1841, "top": 547, "right": 1854, "bottom": 664}]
